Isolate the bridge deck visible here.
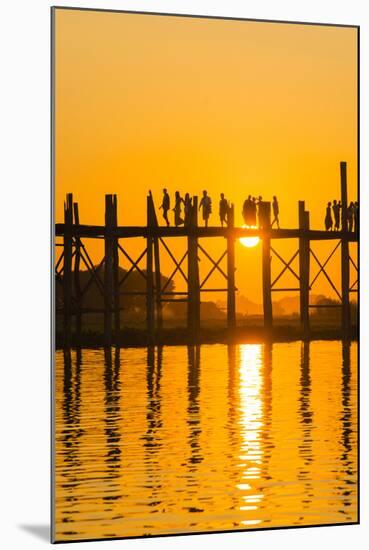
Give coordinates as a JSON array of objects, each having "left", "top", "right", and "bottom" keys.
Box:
[{"left": 55, "top": 224, "right": 358, "bottom": 241}]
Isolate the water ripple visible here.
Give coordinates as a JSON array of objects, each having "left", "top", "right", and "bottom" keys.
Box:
[{"left": 54, "top": 341, "right": 357, "bottom": 541}]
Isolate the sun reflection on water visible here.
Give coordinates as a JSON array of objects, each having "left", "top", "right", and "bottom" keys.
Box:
[{"left": 237, "top": 344, "right": 264, "bottom": 522}]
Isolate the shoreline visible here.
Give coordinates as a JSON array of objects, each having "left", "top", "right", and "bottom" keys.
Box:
[{"left": 55, "top": 326, "right": 357, "bottom": 349}]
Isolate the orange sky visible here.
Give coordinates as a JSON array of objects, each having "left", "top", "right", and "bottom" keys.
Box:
[{"left": 54, "top": 8, "right": 358, "bottom": 302}]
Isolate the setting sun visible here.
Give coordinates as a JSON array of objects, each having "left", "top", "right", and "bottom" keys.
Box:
[{"left": 240, "top": 225, "right": 260, "bottom": 248}]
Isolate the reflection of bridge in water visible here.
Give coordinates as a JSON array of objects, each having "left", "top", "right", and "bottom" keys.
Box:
[
  {"left": 54, "top": 341, "right": 357, "bottom": 540},
  {"left": 55, "top": 161, "right": 358, "bottom": 346}
]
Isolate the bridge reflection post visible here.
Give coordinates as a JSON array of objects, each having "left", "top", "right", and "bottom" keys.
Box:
[
  {"left": 341, "top": 340, "right": 353, "bottom": 475},
  {"left": 226, "top": 345, "right": 239, "bottom": 513},
  {"left": 143, "top": 347, "right": 163, "bottom": 504},
  {"left": 337, "top": 340, "right": 359, "bottom": 521},
  {"left": 298, "top": 341, "right": 314, "bottom": 511},
  {"left": 60, "top": 347, "right": 83, "bottom": 522},
  {"left": 261, "top": 343, "right": 273, "bottom": 483},
  {"left": 103, "top": 346, "right": 122, "bottom": 503},
  {"left": 62, "top": 348, "right": 82, "bottom": 456},
  {"left": 187, "top": 346, "right": 202, "bottom": 470}
]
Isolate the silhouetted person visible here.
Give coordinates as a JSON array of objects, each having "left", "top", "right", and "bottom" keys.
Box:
[
  {"left": 272, "top": 196, "right": 280, "bottom": 228},
  {"left": 159, "top": 188, "right": 170, "bottom": 226},
  {"left": 184, "top": 193, "right": 192, "bottom": 226},
  {"left": 325, "top": 202, "right": 333, "bottom": 231},
  {"left": 219, "top": 193, "right": 228, "bottom": 227},
  {"left": 199, "top": 190, "right": 212, "bottom": 227},
  {"left": 347, "top": 201, "right": 355, "bottom": 232},
  {"left": 354, "top": 201, "right": 359, "bottom": 233},
  {"left": 251, "top": 197, "right": 257, "bottom": 227},
  {"left": 242, "top": 195, "right": 252, "bottom": 226},
  {"left": 332, "top": 199, "right": 341, "bottom": 230},
  {"left": 173, "top": 191, "right": 184, "bottom": 227},
  {"left": 257, "top": 196, "right": 263, "bottom": 228}
]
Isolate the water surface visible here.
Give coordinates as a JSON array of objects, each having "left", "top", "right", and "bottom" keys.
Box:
[{"left": 54, "top": 341, "right": 357, "bottom": 541}]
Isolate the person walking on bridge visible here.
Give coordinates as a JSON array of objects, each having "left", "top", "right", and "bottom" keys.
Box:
[
  {"left": 159, "top": 188, "right": 170, "bottom": 226},
  {"left": 173, "top": 191, "right": 185, "bottom": 227},
  {"left": 219, "top": 193, "right": 228, "bottom": 227},
  {"left": 354, "top": 201, "right": 359, "bottom": 233},
  {"left": 199, "top": 190, "right": 212, "bottom": 227},
  {"left": 251, "top": 197, "right": 257, "bottom": 226},
  {"left": 256, "top": 196, "right": 263, "bottom": 228},
  {"left": 271, "top": 196, "right": 280, "bottom": 229},
  {"left": 184, "top": 193, "right": 192, "bottom": 226},
  {"left": 347, "top": 201, "right": 355, "bottom": 232},
  {"left": 242, "top": 195, "right": 252, "bottom": 226},
  {"left": 332, "top": 199, "right": 341, "bottom": 230},
  {"left": 324, "top": 202, "right": 333, "bottom": 231}
]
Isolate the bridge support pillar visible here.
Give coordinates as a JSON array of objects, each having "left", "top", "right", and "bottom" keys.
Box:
[
  {"left": 227, "top": 204, "right": 236, "bottom": 329},
  {"left": 299, "top": 201, "right": 310, "bottom": 339},
  {"left": 104, "top": 195, "right": 114, "bottom": 347},
  {"left": 261, "top": 202, "right": 273, "bottom": 332},
  {"left": 73, "top": 201, "right": 82, "bottom": 342},
  {"left": 340, "top": 161, "right": 350, "bottom": 338},
  {"left": 112, "top": 195, "right": 120, "bottom": 343},
  {"left": 187, "top": 197, "right": 200, "bottom": 342},
  {"left": 63, "top": 193, "right": 73, "bottom": 346},
  {"left": 147, "top": 195, "right": 156, "bottom": 345}
]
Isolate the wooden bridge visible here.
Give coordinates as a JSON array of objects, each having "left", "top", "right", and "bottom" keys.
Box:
[{"left": 55, "top": 161, "right": 358, "bottom": 346}]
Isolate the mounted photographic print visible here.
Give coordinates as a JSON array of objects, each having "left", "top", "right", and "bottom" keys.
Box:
[{"left": 52, "top": 7, "right": 359, "bottom": 543}]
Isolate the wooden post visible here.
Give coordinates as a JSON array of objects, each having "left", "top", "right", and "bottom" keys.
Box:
[
  {"left": 341, "top": 161, "right": 348, "bottom": 232},
  {"left": 259, "top": 200, "right": 271, "bottom": 230},
  {"left": 340, "top": 161, "right": 350, "bottom": 337},
  {"left": 112, "top": 195, "right": 120, "bottom": 343},
  {"left": 299, "top": 201, "right": 310, "bottom": 339},
  {"left": 187, "top": 196, "right": 200, "bottom": 341},
  {"left": 73, "top": 202, "right": 82, "bottom": 342},
  {"left": 104, "top": 195, "right": 114, "bottom": 347},
  {"left": 227, "top": 204, "right": 236, "bottom": 329},
  {"left": 148, "top": 192, "right": 163, "bottom": 331},
  {"left": 261, "top": 202, "right": 273, "bottom": 331},
  {"left": 146, "top": 195, "right": 155, "bottom": 345},
  {"left": 63, "top": 193, "right": 73, "bottom": 346},
  {"left": 153, "top": 237, "right": 163, "bottom": 331}
]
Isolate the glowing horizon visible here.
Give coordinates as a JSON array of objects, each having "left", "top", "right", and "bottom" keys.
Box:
[{"left": 54, "top": 9, "right": 358, "bottom": 301}]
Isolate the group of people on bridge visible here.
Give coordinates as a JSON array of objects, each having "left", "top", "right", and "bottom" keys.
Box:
[
  {"left": 242, "top": 195, "right": 280, "bottom": 229},
  {"left": 324, "top": 200, "right": 358, "bottom": 232},
  {"left": 158, "top": 189, "right": 358, "bottom": 233},
  {"left": 159, "top": 189, "right": 205, "bottom": 227},
  {"left": 159, "top": 189, "right": 280, "bottom": 229}
]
